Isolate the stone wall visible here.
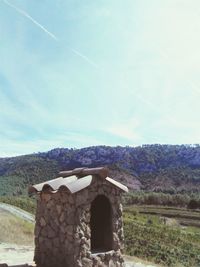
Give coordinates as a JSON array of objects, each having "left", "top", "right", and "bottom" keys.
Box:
[
  {"left": 34, "top": 175, "right": 125, "bottom": 267},
  {"left": 34, "top": 191, "right": 76, "bottom": 267}
]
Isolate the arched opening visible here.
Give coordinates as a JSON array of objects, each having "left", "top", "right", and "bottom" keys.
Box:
[{"left": 90, "top": 195, "right": 113, "bottom": 253}]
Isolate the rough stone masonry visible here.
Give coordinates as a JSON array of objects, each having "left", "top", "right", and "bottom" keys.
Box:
[{"left": 29, "top": 167, "right": 128, "bottom": 267}]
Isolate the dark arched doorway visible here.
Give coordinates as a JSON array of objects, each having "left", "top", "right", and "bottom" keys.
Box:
[{"left": 90, "top": 195, "right": 113, "bottom": 253}]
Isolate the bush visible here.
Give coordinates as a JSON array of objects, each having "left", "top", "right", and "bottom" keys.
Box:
[{"left": 188, "top": 199, "right": 200, "bottom": 209}]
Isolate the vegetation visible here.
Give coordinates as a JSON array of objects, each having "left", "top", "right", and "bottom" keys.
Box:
[
  {"left": 1, "top": 145, "right": 200, "bottom": 196},
  {"left": 123, "top": 192, "right": 200, "bottom": 209},
  {"left": 0, "top": 155, "right": 59, "bottom": 196},
  {"left": 0, "top": 196, "right": 36, "bottom": 214},
  {"left": 0, "top": 175, "right": 28, "bottom": 196},
  {"left": 1, "top": 144, "right": 200, "bottom": 265},
  {"left": 123, "top": 207, "right": 200, "bottom": 267}
]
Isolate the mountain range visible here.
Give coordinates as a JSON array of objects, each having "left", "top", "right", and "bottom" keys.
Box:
[{"left": 1, "top": 144, "right": 200, "bottom": 196}]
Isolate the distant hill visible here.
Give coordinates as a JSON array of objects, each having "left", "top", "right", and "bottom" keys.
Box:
[{"left": 1, "top": 144, "right": 200, "bottom": 196}]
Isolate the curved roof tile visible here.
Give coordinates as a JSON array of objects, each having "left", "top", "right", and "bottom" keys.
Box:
[
  {"left": 106, "top": 177, "right": 129, "bottom": 192},
  {"left": 28, "top": 167, "right": 128, "bottom": 194}
]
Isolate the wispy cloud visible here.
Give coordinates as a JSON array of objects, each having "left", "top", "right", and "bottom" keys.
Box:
[
  {"left": 0, "top": 131, "right": 105, "bottom": 157},
  {"left": 105, "top": 118, "right": 141, "bottom": 142}
]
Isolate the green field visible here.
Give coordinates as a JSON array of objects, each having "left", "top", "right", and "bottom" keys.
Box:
[
  {"left": 123, "top": 206, "right": 200, "bottom": 267},
  {"left": 135, "top": 205, "right": 200, "bottom": 228}
]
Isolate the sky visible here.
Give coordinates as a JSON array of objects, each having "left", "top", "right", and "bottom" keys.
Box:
[{"left": 1, "top": 0, "right": 200, "bottom": 157}]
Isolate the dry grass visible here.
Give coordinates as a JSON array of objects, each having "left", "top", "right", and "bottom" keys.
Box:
[{"left": 0, "top": 208, "right": 34, "bottom": 245}]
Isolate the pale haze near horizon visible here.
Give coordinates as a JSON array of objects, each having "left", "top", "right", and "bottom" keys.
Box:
[{"left": 1, "top": 0, "right": 200, "bottom": 157}]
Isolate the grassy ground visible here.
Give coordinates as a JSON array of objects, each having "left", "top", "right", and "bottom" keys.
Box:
[
  {"left": 123, "top": 206, "right": 200, "bottom": 267},
  {"left": 0, "top": 207, "right": 34, "bottom": 245}
]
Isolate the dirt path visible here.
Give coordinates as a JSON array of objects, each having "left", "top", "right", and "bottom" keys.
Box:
[
  {"left": 125, "top": 262, "right": 157, "bottom": 267},
  {"left": 124, "top": 256, "right": 158, "bottom": 267},
  {"left": 0, "top": 247, "right": 157, "bottom": 267},
  {"left": 0, "top": 203, "right": 34, "bottom": 223},
  {"left": 0, "top": 243, "right": 34, "bottom": 265},
  {"left": 0, "top": 242, "right": 157, "bottom": 267}
]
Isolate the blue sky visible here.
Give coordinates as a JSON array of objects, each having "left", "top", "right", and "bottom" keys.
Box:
[{"left": 1, "top": 0, "right": 200, "bottom": 157}]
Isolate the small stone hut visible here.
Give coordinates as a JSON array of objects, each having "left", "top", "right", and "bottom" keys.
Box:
[{"left": 29, "top": 167, "right": 128, "bottom": 267}]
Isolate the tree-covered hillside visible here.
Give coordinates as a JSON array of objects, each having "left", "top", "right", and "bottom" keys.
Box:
[{"left": 1, "top": 144, "right": 200, "bottom": 196}]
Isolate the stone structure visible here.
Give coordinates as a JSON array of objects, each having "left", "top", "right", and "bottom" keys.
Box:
[{"left": 29, "top": 167, "right": 128, "bottom": 267}]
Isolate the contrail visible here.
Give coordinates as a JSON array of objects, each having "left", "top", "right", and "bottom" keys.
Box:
[
  {"left": 71, "top": 48, "right": 99, "bottom": 68},
  {"left": 3, "top": 0, "right": 99, "bottom": 68},
  {"left": 3, "top": 0, "right": 58, "bottom": 41}
]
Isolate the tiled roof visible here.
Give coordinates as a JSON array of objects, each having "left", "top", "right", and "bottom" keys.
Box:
[{"left": 28, "top": 167, "right": 128, "bottom": 194}]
